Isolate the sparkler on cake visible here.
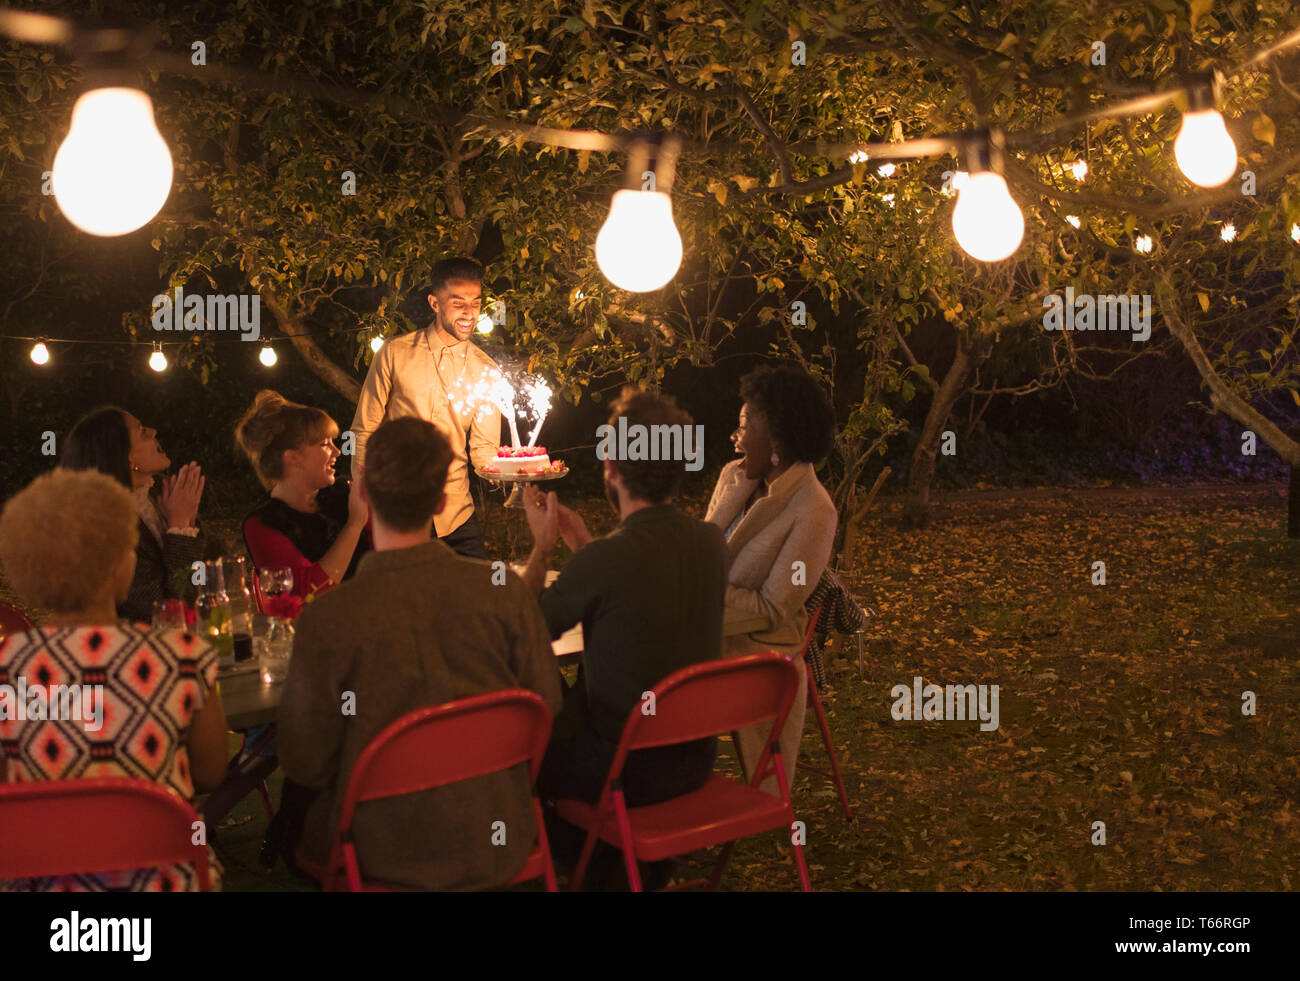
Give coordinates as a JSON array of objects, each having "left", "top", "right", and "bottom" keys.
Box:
[{"left": 463, "top": 370, "right": 565, "bottom": 477}]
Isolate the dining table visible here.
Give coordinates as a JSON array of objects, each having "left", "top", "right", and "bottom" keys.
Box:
[{"left": 219, "top": 603, "right": 771, "bottom": 730}]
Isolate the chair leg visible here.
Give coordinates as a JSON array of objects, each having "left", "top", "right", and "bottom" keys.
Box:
[
  {"left": 791, "top": 841, "right": 812, "bottom": 892},
  {"left": 569, "top": 825, "right": 601, "bottom": 892},
  {"left": 804, "top": 662, "right": 853, "bottom": 821},
  {"left": 532, "top": 799, "right": 558, "bottom": 892},
  {"left": 613, "top": 790, "right": 642, "bottom": 891},
  {"left": 709, "top": 841, "right": 737, "bottom": 890}
]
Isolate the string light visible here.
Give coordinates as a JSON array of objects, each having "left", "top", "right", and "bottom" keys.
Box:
[
  {"left": 1220, "top": 222, "right": 1237, "bottom": 243},
  {"left": 596, "top": 134, "right": 683, "bottom": 292},
  {"left": 881, "top": 193, "right": 896, "bottom": 207},
  {"left": 951, "top": 130, "right": 1025, "bottom": 262},
  {"left": 1134, "top": 234, "right": 1154, "bottom": 254},
  {"left": 30, "top": 340, "right": 50, "bottom": 365},
  {"left": 54, "top": 88, "right": 172, "bottom": 236},
  {"left": 476, "top": 313, "right": 494, "bottom": 334},
  {"left": 148, "top": 342, "right": 167, "bottom": 372},
  {"left": 1070, "top": 159, "right": 1088, "bottom": 181},
  {"left": 259, "top": 342, "right": 277, "bottom": 366},
  {"left": 370, "top": 334, "right": 384, "bottom": 352},
  {"left": 1174, "top": 74, "right": 1238, "bottom": 188},
  {"left": 848, "top": 150, "right": 868, "bottom": 164},
  {"left": 1291, "top": 223, "right": 1300, "bottom": 243},
  {"left": 1065, "top": 215, "right": 1082, "bottom": 228},
  {"left": 877, "top": 162, "right": 896, "bottom": 177}
]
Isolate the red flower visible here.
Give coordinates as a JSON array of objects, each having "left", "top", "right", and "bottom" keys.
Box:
[{"left": 264, "top": 594, "right": 303, "bottom": 620}]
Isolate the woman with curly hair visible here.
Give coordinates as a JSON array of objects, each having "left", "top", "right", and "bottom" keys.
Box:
[
  {"left": 0, "top": 468, "right": 228, "bottom": 891},
  {"left": 705, "top": 363, "right": 838, "bottom": 792},
  {"left": 60, "top": 406, "right": 207, "bottom": 624}
]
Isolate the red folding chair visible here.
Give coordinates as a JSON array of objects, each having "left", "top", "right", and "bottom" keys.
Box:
[
  {"left": 797, "top": 605, "right": 854, "bottom": 821},
  {"left": 556, "top": 651, "right": 811, "bottom": 892},
  {"left": 0, "top": 601, "right": 34, "bottom": 641},
  {"left": 0, "top": 777, "right": 212, "bottom": 890},
  {"left": 314, "top": 689, "right": 556, "bottom": 892}
]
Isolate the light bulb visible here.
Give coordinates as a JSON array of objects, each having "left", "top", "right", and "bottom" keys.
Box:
[
  {"left": 1292, "top": 223, "right": 1300, "bottom": 243},
  {"left": 877, "top": 162, "right": 896, "bottom": 177},
  {"left": 595, "top": 190, "right": 683, "bottom": 292},
  {"left": 370, "top": 335, "right": 384, "bottom": 352},
  {"left": 1220, "top": 222, "right": 1237, "bottom": 243},
  {"left": 476, "top": 313, "right": 494, "bottom": 334},
  {"left": 30, "top": 342, "right": 49, "bottom": 365},
  {"left": 1065, "top": 215, "right": 1081, "bottom": 228},
  {"left": 1134, "top": 234, "right": 1154, "bottom": 254},
  {"left": 149, "top": 347, "right": 168, "bottom": 372},
  {"left": 259, "top": 344, "right": 277, "bottom": 366},
  {"left": 52, "top": 88, "right": 173, "bottom": 236},
  {"left": 951, "top": 172, "right": 1025, "bottom": 262},
  {"left": 1070, "top": 159, "right": 1088, "bottom": 181},
  {"left": 1174, "top": 109, "right": 1237, "bottom": 188}
]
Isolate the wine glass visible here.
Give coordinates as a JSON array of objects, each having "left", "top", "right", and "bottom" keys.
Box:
[{"left": 258, "top": 566, "right": 294, "bottom": 597}]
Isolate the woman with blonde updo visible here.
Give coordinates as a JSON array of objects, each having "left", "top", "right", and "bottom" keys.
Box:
[{"left": 234, "top": 390, "right": 371, "bottom": 613}]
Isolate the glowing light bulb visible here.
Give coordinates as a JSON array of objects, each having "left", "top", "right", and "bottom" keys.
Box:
[
  {"left": 849, "top": 150, "right": 868, "bottom": 164},
  {"left": 1134, "top": 234, "right": 1154, "bottom": 254},
  {"left": 1292, "top": 223, "right": 1300, "bottom": 242},
  {"left": 877, "top": 162, "right": 896, "bottom": 177},
  {"left": 1174, "top": 109, "right": 1237, "bottom": 188},
  {"left": 259, "top": 343, "right": 277, "bottom": 366},
  {"left": 951, "top": 172, "right": 1024, "bottom": 262},
  {"left": 52, "top": 88, "right": 173, "bottom": 236},
  {"left": 149, "top": 346, "right": 168, "bottom": 372},
  {"left": 476, "top": 313, "right": 494, "bottom": 334},
  {"left": 881, "top": 193, "right": 896, "bottom": 207},
  {"left": 30, "top": 342, "right": 49, "bottom": 365},
  {"left": 1220, "top": 222, "right": 1237, "bottom": 243},
  {"left": 1065, "top": 215, "right": 1081, "bottom": 229},
  {"left": 1070, "top": 159, "right": 1088, "bottom": 181},
  {"left": 595, "top": 190, "right": 683, "bottom": 292},
  {"left": 574, "top": 289, "right": 585, "bottom": 300},
  {"left": 370, "top": 335, "right": 384, "bottom": 352}
]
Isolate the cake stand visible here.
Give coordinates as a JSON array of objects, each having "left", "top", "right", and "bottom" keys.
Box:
[{"left": 475, "top": 465, "right": 570, "bottom": 508}]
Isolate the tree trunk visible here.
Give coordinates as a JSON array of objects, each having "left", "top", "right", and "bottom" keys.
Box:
[
  {"left": 1289, "top": 461, "right": 1300, "bottom": 539},
  {"left": 260, "top": 288, "right": 362, "bottom": 404},
  {"left": 901, "top": 332, "right": 987, "bottom": 529}
]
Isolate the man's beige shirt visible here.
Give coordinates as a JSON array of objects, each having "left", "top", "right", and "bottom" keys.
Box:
[{"left": 350, "top": 326, "right": 501, "bottom": 537}]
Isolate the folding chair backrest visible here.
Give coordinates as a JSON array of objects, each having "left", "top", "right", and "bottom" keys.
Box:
[
  {"left": 0, "top": 777, "right": 211, "bottom": 889},
  {"left": 338, "top": 689, "right": 552, "bottom": 825},
  {"left": 617, "top": 652, "right": 800, "bottom": 753},
  {"left": 0, "top": 602, "right": 34, "bottom": 640}
]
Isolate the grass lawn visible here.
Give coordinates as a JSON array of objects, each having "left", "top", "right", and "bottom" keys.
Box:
[{"left": 205, "top": 480, "right": 1299, "bottom": 891}]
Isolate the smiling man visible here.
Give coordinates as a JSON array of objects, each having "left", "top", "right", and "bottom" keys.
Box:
[{"left": 350, "top": 257, "right": 501, "bottom": 558}]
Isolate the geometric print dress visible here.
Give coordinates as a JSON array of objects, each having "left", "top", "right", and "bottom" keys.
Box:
[{"left": 0, "top": 623, "right": 222, "bottom": 891}]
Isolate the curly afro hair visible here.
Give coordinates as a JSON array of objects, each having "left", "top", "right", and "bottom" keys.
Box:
[{"left": 738, "top": 364, "right": 835, "bottom": 464}]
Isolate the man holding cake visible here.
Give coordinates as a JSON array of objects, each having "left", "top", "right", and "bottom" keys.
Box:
[{"left": 350, "top": 257, "right": 501, "bottom": 559}]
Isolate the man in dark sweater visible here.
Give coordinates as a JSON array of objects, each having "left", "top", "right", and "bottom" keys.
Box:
[
  {"left": 521, "top": 388, "right": 727, "bottom": 811},
  {"left": 279, "top": 417, "right": 561, "bottom": 890}
]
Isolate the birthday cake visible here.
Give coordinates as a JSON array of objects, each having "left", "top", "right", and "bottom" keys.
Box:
[{"left": 486, "top": 445, "right": 554, "bottom": 476}]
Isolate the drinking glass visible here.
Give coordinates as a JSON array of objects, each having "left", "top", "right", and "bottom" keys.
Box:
[
  {"left": 151, "top": 598, "right": 187, "bottom": 631},
  {"left": 258, "top": 615, "right": 294, "bottom": 684},
  {"left": 258, "top": 566, "right": 294, "bottom": 597}
]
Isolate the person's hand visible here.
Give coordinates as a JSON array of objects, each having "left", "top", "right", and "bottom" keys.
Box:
[
  {"left": 523, "top": 485, "right": 558, "bottom": 552},
  {"left": 347, "top": 466, "right": 370, "bottom": 528},
  {"left": 159, "top": 461, "right": 204, "bottom": 528},
  {"left": 555, "top": 500, "right": 592, "bottom": 551}
]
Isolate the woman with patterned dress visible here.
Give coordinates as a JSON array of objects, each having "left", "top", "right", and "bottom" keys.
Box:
[{"left": 0, "top": 468, "right": 228, "bottom": 891}]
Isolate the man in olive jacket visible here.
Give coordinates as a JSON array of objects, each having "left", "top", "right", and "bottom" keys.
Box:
[{"left": 279, "top": 417, "right": 561, "bottom": 890}]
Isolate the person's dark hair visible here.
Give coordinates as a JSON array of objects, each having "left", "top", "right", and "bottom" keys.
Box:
[
  {"left": 427, "top": 257, "right": 484, "bottom": 296},
  {"left": 234, "top": 390, "right": 338, "bottom": 490},
  {"left": 363, "top": 418, "right": 454, "bottom": 532},
  {"left": 738, "top": 364, "right": 835, "bottom": 463},
  {"left": 605, "top": 387, "right": 695, "bottom": 505},
  {"left": 61, "top": 405, "right": 133, "bottom": 489}
]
